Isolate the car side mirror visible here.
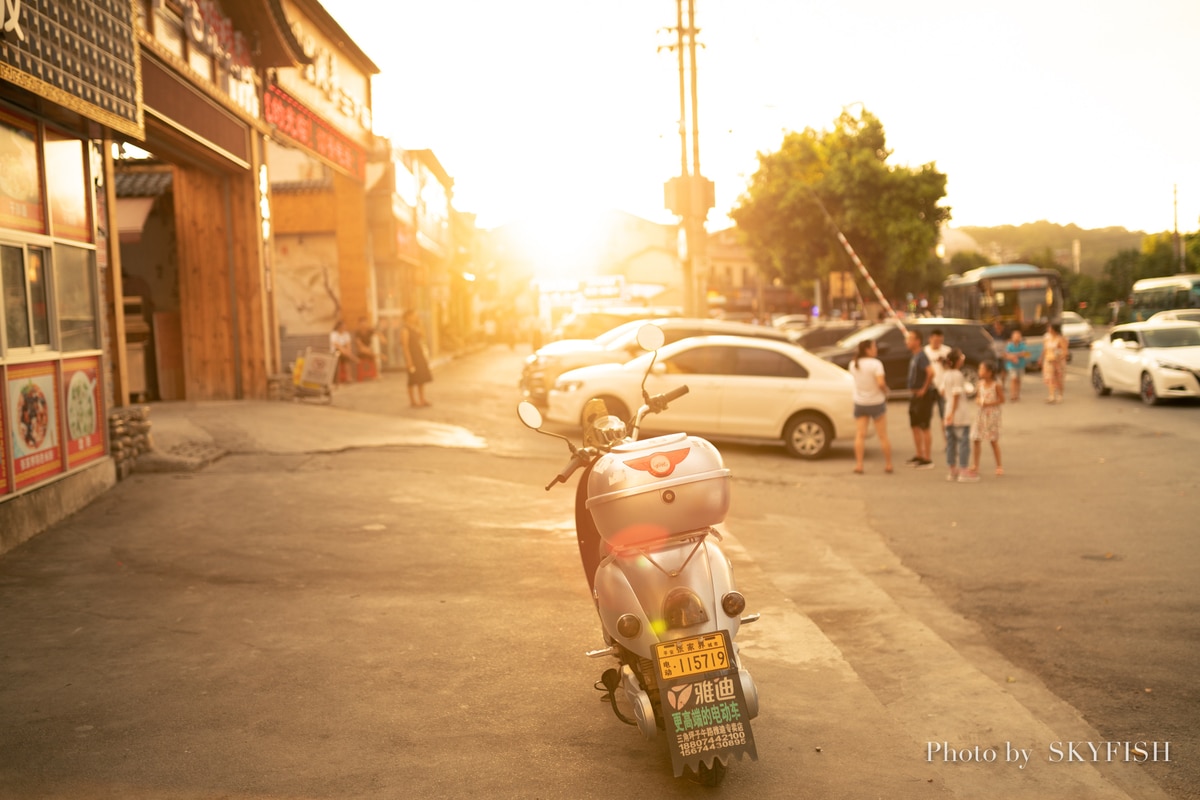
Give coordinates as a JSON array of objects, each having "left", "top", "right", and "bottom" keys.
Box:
[{"left": 1126, "top": 340, "right": 1142, "bottom": 351}]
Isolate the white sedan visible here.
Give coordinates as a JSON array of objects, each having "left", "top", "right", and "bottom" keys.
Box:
[
  {"left": 1061, "top": 311, "right": 1095, "bottom": 347},
  {"left": 546, "top": 335, "right": 857, "bottom": 459},
  {"left": 1089, "top": 321, "right": 1200, "bottom": 405}
]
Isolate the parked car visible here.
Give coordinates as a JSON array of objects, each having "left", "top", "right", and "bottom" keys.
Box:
[
  {"left": 1088, "top": 321, "right": 1200, "bottom": 405},
  {"left": 790, "top": 321, "right": 866, "bottom": 351},
  {"left": 771, "top": 313, "right": 811, "bottom": 330},
  {"left": 815, "top": 318, "right": 996, "bottom": 392},
  {"left": 550, "top": 306, "right": 679, "bottom": 341},
  {"left": 520, "top": 317, "right": 795, "bottom": 406},
  {"left": 1147, "top": 309, "right": 1200, "bottom": 324},
  {"left": 1061, "top": 311, "right": 1095, "bottom": 347},
  {"left": 545, "top": 335, "right": 856, "bottom": 459}
]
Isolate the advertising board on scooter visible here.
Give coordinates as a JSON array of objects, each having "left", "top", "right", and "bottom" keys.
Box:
[{"left": 653, "top": 630, "right": 758, "bottom": 776}]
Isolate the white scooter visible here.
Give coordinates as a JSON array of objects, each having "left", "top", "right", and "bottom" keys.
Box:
[{"left": 518, "top": 325, "right": 759, "bottom": 786}]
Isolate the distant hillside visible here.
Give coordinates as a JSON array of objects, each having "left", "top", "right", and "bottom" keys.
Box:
[{"left": 955, "top": 221, "right": 1146, "bottom": 277}]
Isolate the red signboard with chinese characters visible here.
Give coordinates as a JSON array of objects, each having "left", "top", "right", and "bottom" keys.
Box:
[
  {"left": 264, "top": 84, "right": 366, "bottom": 181},
  {"left": 62, "top": 357, "right": 105, "bottom": 469},
  {"left": 6, "top": 362, "right": 65, "bottom": 491}
]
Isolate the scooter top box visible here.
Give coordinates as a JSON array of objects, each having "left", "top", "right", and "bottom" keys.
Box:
[{"left": 586, "top": 432, "right": 731, "bottom": 547}]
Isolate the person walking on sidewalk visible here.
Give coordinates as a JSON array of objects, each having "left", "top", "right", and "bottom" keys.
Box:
[
  {"left": 961, "top": 360, "right": 1005, "bottom": 481},
  {"left": 940, "top": 348, "right": 973, "bottom": 481},
  {"left": 848, "top": 340, "right": 894, "bottom": 474},
  {"left": 402, "top": 309, "right": 433, "bottom": 407},
  {"left": 905, "top": 329, "right": 936, "bottom": 469}
]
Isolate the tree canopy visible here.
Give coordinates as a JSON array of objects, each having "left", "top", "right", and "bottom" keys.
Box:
[{"left": 730, "top": 108, "right": 950, "bottom": 303}]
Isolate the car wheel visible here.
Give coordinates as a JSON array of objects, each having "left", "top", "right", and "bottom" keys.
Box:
[
  {"left": 783, "top": 412, "right": 832, "bottom": 460},
  {"left": 582, "top": 395, "right": 630, "bottom": 429},
  {"left": 1140, "top": 372, "right": 1160, "bottom": 406},
  {"left": 1091, "top": 366, "right": 1111, "bottom": 396}
]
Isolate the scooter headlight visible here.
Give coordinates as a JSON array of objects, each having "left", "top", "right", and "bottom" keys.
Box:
[
  {"left": 592, "top": 414, "right": 628, "bottom": 444},
  {"left": 616, "top": 614, "right": 642, "bottom": 639},
  {"left": 663, "top": 587, "right": 709, "bottom": 630}
]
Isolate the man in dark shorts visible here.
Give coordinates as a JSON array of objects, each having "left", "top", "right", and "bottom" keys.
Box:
[{"left": 906, "top": 329, "right": 936, "bottom": 469}]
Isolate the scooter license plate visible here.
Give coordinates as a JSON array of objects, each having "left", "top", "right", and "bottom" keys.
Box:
[{"left": 653, "top": 633, "right": 731, "bottom": 682}]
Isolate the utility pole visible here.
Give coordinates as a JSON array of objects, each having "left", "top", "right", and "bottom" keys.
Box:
[{"left": 661, "top": 0, "right": 713, "bottom": 317}]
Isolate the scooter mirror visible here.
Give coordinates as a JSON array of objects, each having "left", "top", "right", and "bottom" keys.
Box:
[
  {"left": 636, "top": 324, "right": 666, "bottom": 351},
  {"left": 517, "top": 401, "right": 544, "bottom": 430}
]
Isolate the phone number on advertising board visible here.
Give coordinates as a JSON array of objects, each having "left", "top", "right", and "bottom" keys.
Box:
[{"left": 678, "top": 731, "right": 747, "bottom": 757}]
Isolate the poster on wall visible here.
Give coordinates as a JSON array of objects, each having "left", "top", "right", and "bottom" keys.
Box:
[
  {"left": 62, "top": 357, "right": 105, "bottom": 468},
  {"left": 6, "top": 362, "right": 64, "bottom": 491},
  {"left": 0, "top": 111, "right": 45, "bottom": 234}
]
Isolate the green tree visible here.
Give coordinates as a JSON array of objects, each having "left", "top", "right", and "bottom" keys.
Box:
[{"left": 731, "top": 108, "right": 950, "bottom": 304}]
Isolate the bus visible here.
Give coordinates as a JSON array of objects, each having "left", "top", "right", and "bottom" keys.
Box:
[
  {"left": 1129, "top": 274, "right": 1200, "bottom": 321},
  {"left": 941, "top": 264, "right": 1064, "bottom": 364}
]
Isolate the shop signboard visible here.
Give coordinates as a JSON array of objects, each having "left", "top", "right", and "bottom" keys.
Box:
[
  {"left": 264, "top": 84, "right": 366, "bottom": 181},
  {"left": 0, "top": 0, "right": 143, "bottom": 139},
  {"left": 6, "top": 362, "right": 64, "bottom": 491},
  {"left": 61, "top": 357, "right": 105, "bottom": 469}
]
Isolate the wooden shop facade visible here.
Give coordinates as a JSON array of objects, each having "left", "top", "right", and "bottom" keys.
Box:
[{"left": 0, "top": 0, "right": 377, "bottom": 552}]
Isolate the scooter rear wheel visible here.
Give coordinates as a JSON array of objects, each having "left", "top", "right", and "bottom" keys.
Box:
[{"left": 686, "top": 758, "right": 727, "bottom": 786}]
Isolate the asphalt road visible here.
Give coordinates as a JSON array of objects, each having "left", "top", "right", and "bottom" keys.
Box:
[{"left": 0, "top": 343, "right": 1194, "bottom": 799}]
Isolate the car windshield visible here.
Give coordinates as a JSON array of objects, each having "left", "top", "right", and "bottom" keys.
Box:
[
  {"left": 835, "top": 323, "right": 893, "bottom": 348},
  {"left": 1143, "top": 327, "right": 1200, "bottom": 348},
  {"left": 595, "top": 319, "right": 646, "bottom": 348}
]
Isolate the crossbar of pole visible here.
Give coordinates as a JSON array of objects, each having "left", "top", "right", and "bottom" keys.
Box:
[{"left": 806, "top": 189, "right": 905, "bottom": 330}]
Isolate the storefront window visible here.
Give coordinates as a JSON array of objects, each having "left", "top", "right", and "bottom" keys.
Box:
[
  {"left": 55, "top": 246, "right": 98, "bottom": 351},
  {"left": 27, "top": 248, "right": 51, "bottom": 347},
  {"left": 43, "top": 130, "right": 92, "bottom": 242},
  {"left": 1, "top": 244, "right": 30, "bottom": 349},
  {"left": 0, "top": 111, "right": 45, "bottom": 235}
]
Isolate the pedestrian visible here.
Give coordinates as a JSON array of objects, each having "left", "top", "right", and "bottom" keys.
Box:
[
  {"left": 354, "top": 316, "right": 379, "bottom": 380},
  {"left": 848, "top": 339, "right": 893, "bottom": 474},
  {"left": 939, "top": 348, "right": 973, "bottom": 482},
  {"left": 1004, "top": 330, "right": 1031, "bottom": 401},
  {"left": 924, "top": 327, "right": 951, "bottom": 420},
  {"left": 905, "top": 329, "right": 936, "bottom": 469},
  {"left": 961, "top": 360, "right": 1004, "bottom": 481},
  {"left": 402, "top": 309, "right": 433, "bottom": 407},
  {"left": 1041, "top": 323, "right": 1068, "bottom": 403},
  {"left": 329, "top": 319, "right": 358, "bottom": 385}
]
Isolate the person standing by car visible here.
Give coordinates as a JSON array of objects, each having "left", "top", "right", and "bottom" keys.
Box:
[
  {"left": 848, "top": 340, "right": 893, "bottom": 474},
  {"left": 905, "top": 330, "right": 935, "bottom": 469},
  {"left": 1042, "top": 323, "right": 1069, "bottom": 403},
  {"left": 962, "top": 360, "right": 1005, "bottom": 481},
  {"left": 940, "top": 348, "right": 973, "bottom": 482},
  {"left": 924, "top": 328, "right": 951, "bottom": 417},
  {"left": 1004, "top": 330, "right": 1031, "bottom": 401}
]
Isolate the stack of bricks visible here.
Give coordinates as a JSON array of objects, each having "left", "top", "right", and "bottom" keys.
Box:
[{"left": 108, "top": 406, "right": 152, "bottom": 480}]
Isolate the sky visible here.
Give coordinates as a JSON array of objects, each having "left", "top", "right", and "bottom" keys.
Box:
[{"left": 325, "top": 0, "right": 1200, "bottom": 236}]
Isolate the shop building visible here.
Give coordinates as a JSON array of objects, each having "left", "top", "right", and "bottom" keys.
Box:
[
  {"left": 265, "top": 0, "right": 377, "bottom": 366},
  {"left": 1, "top": 0, "right": 142, "bottom": 550}
]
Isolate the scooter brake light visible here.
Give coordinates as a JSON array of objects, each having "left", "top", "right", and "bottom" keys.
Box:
[{"left": 663, "top": 587, "right": 709, "bottom": 630}]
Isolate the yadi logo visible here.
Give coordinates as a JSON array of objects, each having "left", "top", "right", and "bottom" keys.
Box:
[
  {"left": 667, "top": 684, "right": 693, "bottom": 711},
  {"left": 625, "top": 447, "right": 690, "bottom": 478}
]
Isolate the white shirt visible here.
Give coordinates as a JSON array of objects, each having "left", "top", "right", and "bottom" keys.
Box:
[
  {"left": 849, "top": 357, "right": 887, "bottom": 406},
  {"left": 330, "top": 329, "right": 352, "bottom": 353},
  {"left": 925, "top": 343, "right": 951, "bottom": 391},
  {"left": 941, "top": 370, "right": 974, "bottom": 426}
]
